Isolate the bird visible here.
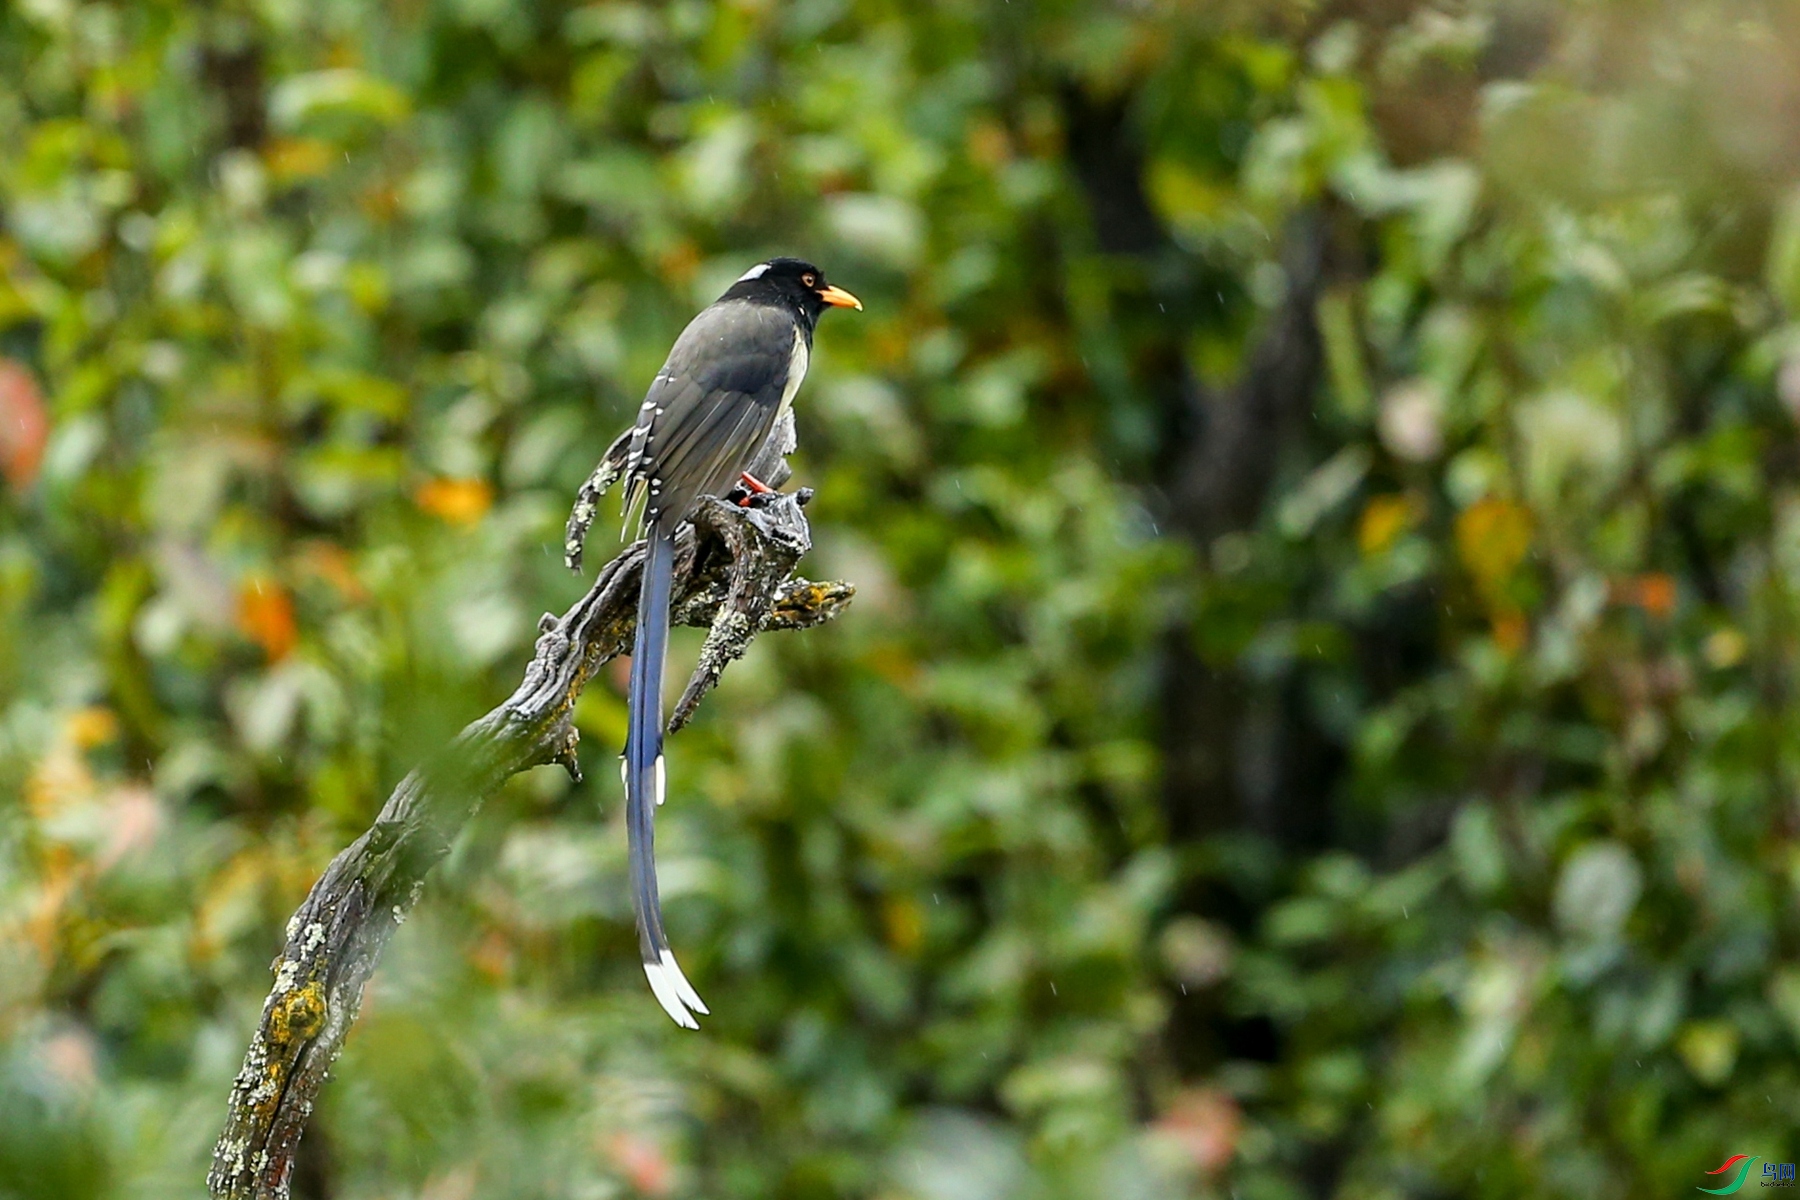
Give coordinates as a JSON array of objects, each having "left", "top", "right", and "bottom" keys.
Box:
[{"left": 566, "top": 258, "right": 860, "bottom": 1028}]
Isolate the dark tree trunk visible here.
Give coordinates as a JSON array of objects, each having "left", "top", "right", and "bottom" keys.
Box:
[{"left": 1058, "top": 82, "right": 1338, "bottom": 848}]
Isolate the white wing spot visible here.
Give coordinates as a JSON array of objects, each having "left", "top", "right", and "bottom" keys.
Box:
[{"left": 654, "top": 755, "right": 666, "bottom": 807}]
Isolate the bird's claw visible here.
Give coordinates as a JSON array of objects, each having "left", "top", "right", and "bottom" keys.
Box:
[
  {"left": 735, "top": 491, "right": 782, "bottom": 509},
  {"left": 730, "top": 471, "right": 781, "bottom": 508},
  {"left": 728, "top": 482, "right": 783, "bottom": 509}
]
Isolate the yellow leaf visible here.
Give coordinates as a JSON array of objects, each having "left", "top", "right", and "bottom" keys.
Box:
[
  {"left": 883, "top": 895, "right": 925, "bottom": 955},
  {"left": 1455, "top": 498, "right": 1531, "bottom": 591},
  {"left": 416, "top": 477, "right": 493, "bottom": 526},
  {"left": 1704, "top": 628, "right": 1746, "bottom": 669},
  {"left": 1357, "top": 493, "right": 1417, "bottom": 556},
  {"left": 64, "top": 706, "right": 117, "bottom": 750},
  {"left": 1677, "top": 1020, "right": 1739, "bottom": 1086},
  {"left": 264, "top": 137, "right": 336, "bottom": 182},
  {"left": 27, "top": 741, "right": 92, "bottom": 818}
]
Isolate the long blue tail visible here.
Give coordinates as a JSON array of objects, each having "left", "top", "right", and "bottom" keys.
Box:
[{"left": 624, "top": 524, "right": 708, "bottom": 1028}]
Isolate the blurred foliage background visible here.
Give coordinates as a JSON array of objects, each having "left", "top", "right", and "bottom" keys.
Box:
[{"left": 5, "top": 0, "right": 1800, "bottom": 1196}]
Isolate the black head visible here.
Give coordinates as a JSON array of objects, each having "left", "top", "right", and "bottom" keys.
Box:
[{"left": 719, "top": 258, "right": 861, "bottom": 326}]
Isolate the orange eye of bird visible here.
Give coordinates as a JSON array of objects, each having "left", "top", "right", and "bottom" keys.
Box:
[{"left": 802, "top": 273, "right": 816, "bottom": 288}]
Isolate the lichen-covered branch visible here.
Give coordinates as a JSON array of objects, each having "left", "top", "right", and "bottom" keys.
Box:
[{"left": 208, "top": 492, "right": 851, "bottom": 1200}]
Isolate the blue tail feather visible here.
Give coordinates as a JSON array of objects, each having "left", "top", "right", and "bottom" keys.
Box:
[{"left": 624, "top": 525, "right": 707, "bottom": 1027}]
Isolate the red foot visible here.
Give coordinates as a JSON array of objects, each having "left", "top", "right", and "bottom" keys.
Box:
[{"left": 737, "top": 472, "right": 775, "bottom": 507}]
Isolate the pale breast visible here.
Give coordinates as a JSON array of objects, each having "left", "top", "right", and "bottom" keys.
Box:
[{"left": 777, "top": 326, "right": 809, "bottom": 419}]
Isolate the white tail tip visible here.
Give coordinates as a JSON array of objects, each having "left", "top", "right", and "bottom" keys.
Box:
[
  {"left": 644, "top": 952, "right": 705, "bottom": 1029},
  {"left": 661, "top": 949, "right": 709, "bottom": 1015}
]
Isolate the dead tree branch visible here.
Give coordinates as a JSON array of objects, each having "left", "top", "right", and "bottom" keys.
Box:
[{"left": 207, "top": 492, "right": 852, "bottom": 1200}]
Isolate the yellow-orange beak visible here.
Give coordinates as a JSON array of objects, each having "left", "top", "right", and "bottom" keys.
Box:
[{"left": 817, "top": 284, "right": 862, "bottom": 310}]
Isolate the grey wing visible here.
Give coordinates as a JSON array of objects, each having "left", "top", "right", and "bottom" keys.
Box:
[{"left": 625, "top": 302, "right": 795, "bottom": 526}]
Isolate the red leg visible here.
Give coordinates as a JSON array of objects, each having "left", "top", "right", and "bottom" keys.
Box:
[{"left": 737, "top": 472, "right": 775, "bottom": 506}]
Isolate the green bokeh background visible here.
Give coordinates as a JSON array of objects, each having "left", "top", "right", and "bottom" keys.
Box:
[{"left": 3, "top": 1, "right": 1799, "bottom": 1197}]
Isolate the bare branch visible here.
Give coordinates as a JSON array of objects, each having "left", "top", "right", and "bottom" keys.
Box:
[{"left": 208, "top": 492, "right": 851, "bottom": 1200}]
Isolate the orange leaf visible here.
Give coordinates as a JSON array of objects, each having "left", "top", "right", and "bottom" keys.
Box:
[
  {"left": 965, "top": 120, "right": 1014, "bottom": 168},
  {"left": 0, "top": 358, "right": 48, "bottom": 488},
  {"left": 468, "top": 928, "right": 514, "bottom": 981},
  {"left": 1619, "top": 572, "right": 1678, "bottom": 618},
  {"left": 657, "top": 240, "right": 701, "bottom": 282},
  {"left": 1492, "top": 610, "right": 1528, "bottom": 654},
  {"left": 238, "top": 577, "right": 298, "bottom": 661},
  {"left": 416, "top": 477, "right": 493, "bottom": 526}
]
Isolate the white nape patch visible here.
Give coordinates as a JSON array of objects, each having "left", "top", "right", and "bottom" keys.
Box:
[
  {"left": 777, "top": 326, "right": 809, "bottom": 419},
  {"left": 654, "top": 755, "right": 666, "bottom": 807},
  {"left": 736, "top": 262, "right": 771, "bottom": 282},
  {"left": 644, "top": 959, "right": 700, "bottom": 1029},
  {"left": 662, "top": 950, "right": 709, "bottom": 1014}
]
